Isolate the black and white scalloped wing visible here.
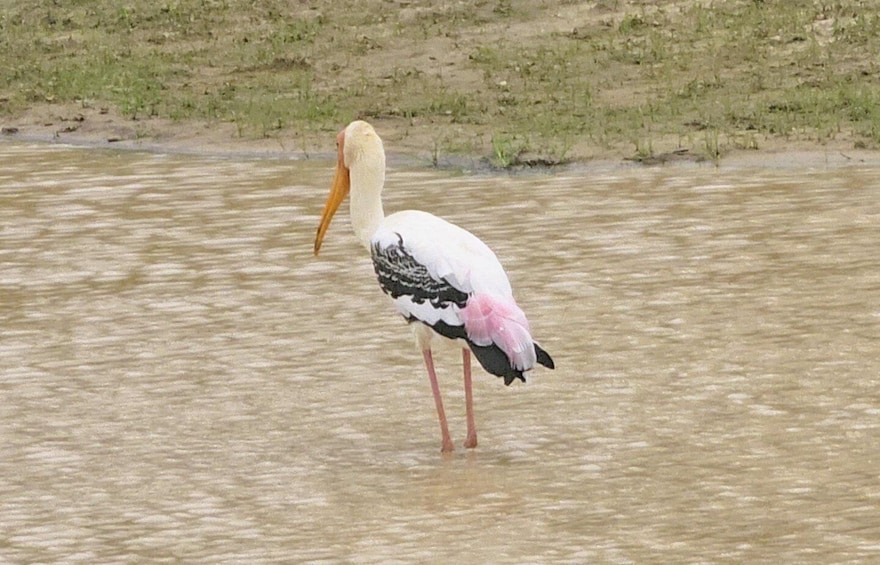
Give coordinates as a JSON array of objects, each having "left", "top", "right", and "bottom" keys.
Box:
[
  {"left": 370, "top": 210, "right": 511, "bottom": 328},
  {"left": 371, "top": 234, "right": 468, "bottom": 330}
]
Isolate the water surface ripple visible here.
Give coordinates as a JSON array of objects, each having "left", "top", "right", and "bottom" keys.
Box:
[{"left": 1, "top": 142, "right": 878, "bottom": 563}]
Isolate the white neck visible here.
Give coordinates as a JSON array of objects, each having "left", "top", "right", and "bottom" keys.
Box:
[{"left": 348, "top": 158, "right": 386, "bottom": 250}]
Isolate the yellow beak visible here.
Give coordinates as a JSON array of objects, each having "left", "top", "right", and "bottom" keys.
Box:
[{"left": 314, "top": 150, "right": 350, "bottom": 256}]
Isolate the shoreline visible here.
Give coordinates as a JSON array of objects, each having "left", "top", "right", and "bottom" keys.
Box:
[{"left": 4, "top": 105, "right": 880, "bottom": 172}]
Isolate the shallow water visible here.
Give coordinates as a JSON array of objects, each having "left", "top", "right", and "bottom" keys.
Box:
[{"left": 1, "top": 141, "right": 878, "bottom": 563}]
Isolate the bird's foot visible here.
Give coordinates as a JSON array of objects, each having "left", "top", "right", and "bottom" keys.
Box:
[
  {"left": 441, "top": 439, "right": 455, "bottom": 453},
  {"left": 464, "top": 434, "right": 477, "bottom": 449}
]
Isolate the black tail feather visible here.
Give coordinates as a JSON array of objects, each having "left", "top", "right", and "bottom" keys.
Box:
[
  {"left": 535, "top": 343, "right": 555, "bottom": 370},
  {"left": 469, "top": 343, "right": 525, "bottom": 386},
  {"left": 421, "top": 320, "right": 554, "bottom": 386},
  {"left": 468, "top": 341, "right": 555, "bottom": 386}
]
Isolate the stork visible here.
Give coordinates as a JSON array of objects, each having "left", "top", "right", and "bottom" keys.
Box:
[{"left": 313, "top": 120, "right": 554, "bottom": 452}]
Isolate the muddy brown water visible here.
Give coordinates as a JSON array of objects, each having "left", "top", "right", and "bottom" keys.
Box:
[{"left": 1, "top": 142, "right": 878, "bottom": 563}]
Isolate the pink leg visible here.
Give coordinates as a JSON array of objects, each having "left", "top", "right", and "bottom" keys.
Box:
[
  {"left": 462, "top": 348, "right": 478, "bottom": 449},
  {"left": 422, "top": 349, "right": 454, "bottom": 453}
]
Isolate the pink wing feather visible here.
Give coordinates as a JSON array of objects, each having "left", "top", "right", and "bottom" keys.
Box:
[{"left": 459, "top": 293, "right": 537, "bottom": 371}]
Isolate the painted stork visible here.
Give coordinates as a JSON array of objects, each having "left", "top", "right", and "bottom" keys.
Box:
[{"left": 313, "top": 120, "right": 554, "bottom": 452}]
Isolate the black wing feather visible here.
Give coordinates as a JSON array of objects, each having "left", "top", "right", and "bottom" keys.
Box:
[{"left": 371, "top": 233, "right": 468, "bottom": 309}]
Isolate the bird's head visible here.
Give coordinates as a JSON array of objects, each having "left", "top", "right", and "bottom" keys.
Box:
[
  {"left": 341, "top": 120, "right": 384, "bottom": 169},
  {"left": 314, "top": 120, "right": 384, "bottom": 256}
]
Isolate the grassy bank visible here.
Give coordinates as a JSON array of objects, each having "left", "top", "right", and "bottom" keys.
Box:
[{"left": 2, "top": 0, "right": 880, "bottom": 165}]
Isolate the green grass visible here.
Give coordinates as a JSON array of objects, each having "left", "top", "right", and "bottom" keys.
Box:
[{"left": 2, "top": 0, "right": 880, "bottom": 164}]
